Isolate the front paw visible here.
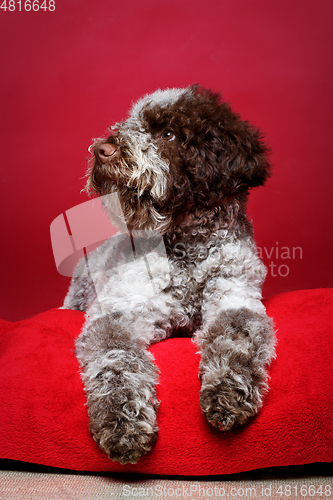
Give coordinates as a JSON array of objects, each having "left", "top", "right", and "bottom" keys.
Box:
[
  {"left": 76, "top": 328, "right": 160, "bottom": 464},
  {"left": 200, "top": 376, "right": 262, "bottom": 431},
  {"left": 90, "top": 398, "right": 158, "bottom": 464},
  {"left": 197, "top": 309, "right": 275, "bottom": 431}
]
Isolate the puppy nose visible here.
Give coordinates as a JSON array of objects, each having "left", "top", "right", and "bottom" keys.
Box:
[{"left": 94, "top": 143, "right": 118, "bottom": 164}]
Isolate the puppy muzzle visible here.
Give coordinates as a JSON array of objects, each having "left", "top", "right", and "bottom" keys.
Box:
[{"left": 94, "top": 142, "right": 118, "bottom": 165}]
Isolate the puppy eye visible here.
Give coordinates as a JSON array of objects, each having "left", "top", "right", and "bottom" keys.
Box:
[{"left": 161, "top": 130, "right": 176, "bottom": 141}]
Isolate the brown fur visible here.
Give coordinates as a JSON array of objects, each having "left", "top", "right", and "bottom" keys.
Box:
[{"left": 64, "top": 85, "right": 275, "bottom": 464}]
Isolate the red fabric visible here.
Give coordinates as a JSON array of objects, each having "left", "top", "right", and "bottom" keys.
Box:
[{"left": 0, "top": 289, "right": 332, "bottom": 475}]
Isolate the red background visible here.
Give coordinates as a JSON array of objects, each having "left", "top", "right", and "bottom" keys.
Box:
[{"left": 0, "top": 0, "right": 332, "bottom": 321}]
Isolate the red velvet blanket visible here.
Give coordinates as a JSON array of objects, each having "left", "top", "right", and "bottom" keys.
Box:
[{"left": 0, "top": 289, "right": 332, "bottom": 475}]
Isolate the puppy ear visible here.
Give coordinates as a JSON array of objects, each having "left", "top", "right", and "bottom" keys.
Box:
[
  {"left": 186, "top": 86, "right": 271, "bottom": 202},
  {"left": 220, "top": 114, "right": 271, "bottom": 194}
]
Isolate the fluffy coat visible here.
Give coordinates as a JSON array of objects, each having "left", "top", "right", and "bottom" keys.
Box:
[{"left": 63, "top": 85, "right": 275, "bottom": 464}]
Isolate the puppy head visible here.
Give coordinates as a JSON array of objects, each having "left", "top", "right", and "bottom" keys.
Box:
[{"left": 87, "top": 85, "right": 271, "bottom": 232}]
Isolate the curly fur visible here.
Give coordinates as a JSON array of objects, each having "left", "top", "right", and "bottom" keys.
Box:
[{"left": 64, "top": 85, "right": 275, "bottom": 464}]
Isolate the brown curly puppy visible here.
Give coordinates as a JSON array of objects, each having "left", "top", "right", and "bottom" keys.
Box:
[{"left": 63, "top": 85, "right": 275, "bottom": 464}]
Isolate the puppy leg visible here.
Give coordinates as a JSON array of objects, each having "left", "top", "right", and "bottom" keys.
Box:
[
  {"left": 76, "top": 315, "right": 161, "bottom": 464},
  {"left": 196, "top": 307, "right": 275, "bottom": 431}
]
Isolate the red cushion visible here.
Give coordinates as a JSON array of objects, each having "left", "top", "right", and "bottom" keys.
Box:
[{"left": 0, "top": 289, "right": 332, "bottom": 475}]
